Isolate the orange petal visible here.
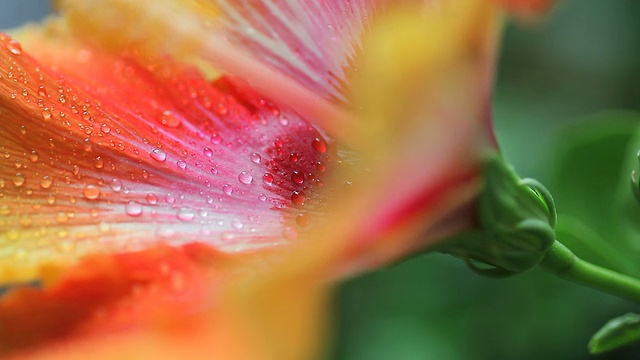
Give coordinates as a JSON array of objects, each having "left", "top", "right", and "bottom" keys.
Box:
[
  {"left": 0, "top": 31, "right": 336, "bottom": 282},
  {"left": 1, "top": 244, "right": 328, "bottom": 360}
]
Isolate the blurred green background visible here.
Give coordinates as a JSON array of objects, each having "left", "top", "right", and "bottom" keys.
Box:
[
  {"left": 330, "top": 1, "right": 640, "bottom": 359},
  {"left": 2, "top": 0, "right": 640, "bottom": 359}
]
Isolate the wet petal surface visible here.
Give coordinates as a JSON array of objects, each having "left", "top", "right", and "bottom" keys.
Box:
[{"left": 0, "top": 33, "right": 334, "bottom": 281}]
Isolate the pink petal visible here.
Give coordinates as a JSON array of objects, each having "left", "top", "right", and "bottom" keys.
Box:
[{"left": 0, "top": 33, "right": 335, "bottom": 281}]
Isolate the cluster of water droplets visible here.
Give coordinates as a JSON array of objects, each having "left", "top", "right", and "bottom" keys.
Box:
[{"left": 0, "top": 34, "right": 336, "bottom": 272}]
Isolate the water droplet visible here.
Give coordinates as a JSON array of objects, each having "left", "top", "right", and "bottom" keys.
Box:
[
  {"left": 291, "top": 171, "right": 304, "bottom": 184},
  {"left": 37, "top": 85, "right": 47, "bottom": 97},
  {"left": 110, "top": 178, "right": 123, "bottom": 192},
  {"left": 289, "top": 154, "right": 299, "bottom": 163},
  {"left": 41, "top": 108, "right": 52, "bottom": 121},
  {"left": 150, "top": 148, "right": 167, "bottom": 162},
  {"left": 250, "top": 153, "right": 261, "bottom": 163},
  {"left": 203, "top": 147, "right": 213, "bottom": 157},
  {"left": 8, "top": 40, "right": 22, "bottom": 55},
  {"left": 316, "top": 161, "right": 326, "bottom": 173},
  {"left": 161, "top": 110, "right": 181, "bottom": 128},
  {"left": 40, "top": 176, "right": 53, "bottom": 189},
  {"left": 177, "top": 159, "right": 187, "bottom": 169},
  {"left": 125, "top": 201, "right": 143, "bottom": 217},
  {"left": 177, "top": 207, "right": 195, "bottom": 222},
  {"left": 312, "top": 137, "right": 327, "bottom": 153},
  {"left": 258, "top": 194, "right": 267, "bottom": 202},
  {"left": 211, "top": 133, "right": 222, "bottom": 144},
  {"left": 263, "top": 173, "right": 274, "bottom": 185},
  {"left": 279, "top": 116, "right": 289, "bottom": 126},
  {"left": 274, "top": 138, "right": 284, "bottom": 148},
  {"left": 238, "top": 171, "right": 253, "bottom": 185},
  {"left": 146, "top": 193, "right": 158, "bottom": 204},
  {"left": 291, "top": 191, "right": 306, "bottom": 206},
  {"left": 83, "top": 185, "right": 100, "bottom": 200},
  {"left": 93, "top": 156, "right": 104, "bottom": 169},
  {"left": 101, "top": 124, "right": 111, "bottom": 133},
  {"left": 29, "top": 151, "right": 39, "bottom": 163},
  {"left": 222, "top": 184, "right": 233, "bottom": 196},
  {"left": 13, "top": 173, "right": 25, "bottom": 187},
  {"left": 296, "top": 213, "right": 311, "bottom": 227}
]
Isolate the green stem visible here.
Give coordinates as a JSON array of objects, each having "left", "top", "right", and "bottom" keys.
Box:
[{"left": 541, "top": 240, "right": 640, "bottom": 302}]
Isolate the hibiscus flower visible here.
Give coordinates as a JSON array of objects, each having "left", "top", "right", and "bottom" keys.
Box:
[{"left": 0, "top": 0, "right": 552, "bottom": 359}]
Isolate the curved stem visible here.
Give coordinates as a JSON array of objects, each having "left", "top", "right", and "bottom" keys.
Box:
[{"left": 541, "top": 240, "right": 640, "bottom": 302}]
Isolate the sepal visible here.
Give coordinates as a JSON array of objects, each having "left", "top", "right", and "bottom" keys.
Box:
[{"left": 438, "top": 153, "right": 556, "bottom": 276}]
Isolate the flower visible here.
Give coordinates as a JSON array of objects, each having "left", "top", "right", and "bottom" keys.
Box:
[{"left": 0, "top": 0, "right": 551, "bottom": 358}]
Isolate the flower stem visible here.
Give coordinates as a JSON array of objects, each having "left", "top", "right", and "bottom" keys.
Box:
[{"left": 541, "top": 240, "right": 640, "bottom": 302}]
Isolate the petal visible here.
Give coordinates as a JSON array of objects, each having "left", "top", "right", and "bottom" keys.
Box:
[
  {"left": 56, "top": 0, "right": 363, "bottom": 138},
  {"left": 314, "top": 0, "right": 503, "bottom": 272},
  {"left": 497, "top": 0, "right": 557, "bottom": 20},
  {"left": 0, "top": 31, "right": 335, "bottom": 282},
  {"left": 0, "top": 244, "right": 328, "bottom": 360},
  {"left": 51, "top": 0, "right": 501, "bottom": 273}
]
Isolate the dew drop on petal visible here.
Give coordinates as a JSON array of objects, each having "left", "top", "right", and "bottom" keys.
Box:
[
  {"left": 93, "top": 156, "right": 104, "bottom": 169},
  {"left": 161, "top": 110, "right": 181, "bottom": 128},
  {"left": 13, "top": 173, "right": 25, "bottom": 187},
  {"left": 125, "top": 201, "right": 143, "bottom": 217},
  {"left": 101, "top": 124, "right": 111, "bottom": 134},
  {"left": 8, "top": 40, "right": 22, "bottom": 55},
  {"left": 40, "top": 176, "right": 53, "bottom": 189},
  {"left": 263, "top": 173, "right": 274, "bottom": 185},
  {"left": 150, "top": 148, "right": 167, "bottom": 162},
  {"left": 177, "top": 207, "right": 195, "bottom": 222},
  {"left": 291, "top": 171, "right": 304, "bottom": 184},
  {"left": 258, "top": 194, "right": 267, "bottom": 202},
  {"left": 223, "top": 184, "right": 233, "bottom": 196},
  {"left": 28, "top": 151, "right": 39, "bottom": 163},
  {"left": 38, "top": 85, "right": 47, "bottom": 97},
  {"left": 110, "top": 178, "right": 123, "bottom": 192},
  {"left": 291, "top": 191, "right": 306, "bottom": 206},
  {"left": 238, "top": 171, "right": 253, "bottom": 185},
  {"left": 312, "top": 137, "right": 327, "bottom": 153},
  {"left": 296, "top": 213, "right": 311, "bottom": 227},
  {"left": 250, "top": 153, "right": 261, "bottom": 163},
  {"left": 83, "top": 185, "right": 100, "bottom": 200},
  {"left": 211, "top": 133, "right": 222, "bottom": 144},
  {"left": 177, "top": 159, "right": 187, "bottom": 169},
  {"left": 146, "top": 193, "right": 158, "bottom": 204},
  {"left": 41, "top": 109, "right": 52, "bottom": 121},
  {"left": 203, "top": 147, "right": 213, "bottom": 157}
]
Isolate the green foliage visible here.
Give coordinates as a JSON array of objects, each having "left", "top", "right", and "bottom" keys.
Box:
[{"left": 589, "top": 313, "right": 640, "bottom": 354}]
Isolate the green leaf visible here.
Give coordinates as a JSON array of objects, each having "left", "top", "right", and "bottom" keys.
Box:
[
  {"left": 551, "top": 111, "right": 640, "bottom": 276},
  {"left": 589, "top": 313, "right": 640, "bottom": 354}
]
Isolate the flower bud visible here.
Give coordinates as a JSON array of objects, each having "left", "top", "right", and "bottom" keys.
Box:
[{"left": 438, "top": 153, "right": 557, "bottom": 277}]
